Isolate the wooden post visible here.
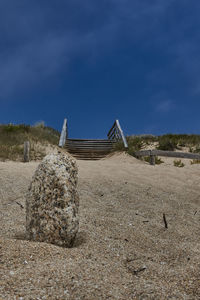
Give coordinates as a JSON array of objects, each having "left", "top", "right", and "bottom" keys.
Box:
[
  {"left": 116, "top": 120, "right": 128, "bottom": 148},
  {"left": 149, "top": 152, "right": 155, "bottom": 165},
  {"left": 24, "top": 141, "right": 30, "bottom": 162},
  {"left": 59, "top": 118, "right": 67, "bottom": 147}
]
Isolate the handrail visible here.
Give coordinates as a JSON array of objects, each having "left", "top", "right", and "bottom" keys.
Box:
[
  {"left": 59, "top": 118, "right": 68, "bottom": 147},
  {"left": 107, "top": 119, "right": 128, "bottom": 148}
]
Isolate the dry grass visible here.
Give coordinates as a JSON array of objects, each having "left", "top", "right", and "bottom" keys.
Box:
[
  {"left": 0, "top": 124, "right": 60, "bottom": 161},
  {"left": 191, "top": 159, "right": 200, "bottom": 165},
  {"left": 114, "top": 134, "right": 200, "bottom": 155},
  {"left": 173, "top": 159, "right": 185, "bottom": 168}
]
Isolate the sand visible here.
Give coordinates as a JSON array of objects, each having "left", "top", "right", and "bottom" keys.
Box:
[{"left": 0, "top": 153, "right": 200, "bottom": 299}]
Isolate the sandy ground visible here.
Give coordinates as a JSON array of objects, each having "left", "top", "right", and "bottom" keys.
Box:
[{"left": 0, "top": 153, "right": 200, "bottom": 299}]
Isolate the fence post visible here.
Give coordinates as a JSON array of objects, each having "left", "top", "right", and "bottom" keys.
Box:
[
  {"left": 24, "top": 141, "right": 30, "bottom": 162},
  {"left": 149, "top": 151, "right": 155, "bottom": 165}
]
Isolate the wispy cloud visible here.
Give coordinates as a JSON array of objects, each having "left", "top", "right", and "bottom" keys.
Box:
[
  {"left": 155, "top": 100, "right": 173, "bottom": 113},
  {"left": 146, "top": 1, "right": 200, "bottom": 96},
  {"left": 0, "top": 0, "right": 199, "bottom": 100}
]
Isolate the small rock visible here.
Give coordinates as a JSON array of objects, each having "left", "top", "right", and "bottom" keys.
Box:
[{"left": 10, "top": 271, "right": 15, "bottom": 276}]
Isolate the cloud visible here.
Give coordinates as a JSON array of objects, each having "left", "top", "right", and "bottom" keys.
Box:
[
  {"left": 0, "top": 0, "right": 199, "bottom": 99},
  {"left": 155, "top": 100, "right": 173, "bottom": 113},
  {"left": 0, "top": 34, "right": 72, "bottom": 96},
  {"left": 145, "top": 1, "right": 200, "bottom": 96}
]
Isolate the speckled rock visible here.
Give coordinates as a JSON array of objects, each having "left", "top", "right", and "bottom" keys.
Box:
[{"left": 26, "top": 152, "right": 79, "bottom": 247}]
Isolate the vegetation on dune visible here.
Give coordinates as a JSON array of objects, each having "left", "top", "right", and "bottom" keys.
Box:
[
  {"left": 157, "top": 135, "right": 176, "bottom": 151},
  {"left": 190, "top": 159, "right": 200, "bottom": 165},
  {"left": 114, "top": 134, "right": 200, "bottom": 154},
  {"left": 157, "top": 134, "right": 200, "bottom": 151},
  {"left": 113, "top": 134, "right": 200, "bottom": 166},
  {"left": 2, "top": 123, "right": 200, "bottom": 163},
  {"left": 173, "top": 160, "right": 185, "bottom": 167},
  {"left": 113, "top": 135, "right": 157, "bottom": 155},
  {"left": 0, "top": 123, "right": 60, "bottom": 161}
]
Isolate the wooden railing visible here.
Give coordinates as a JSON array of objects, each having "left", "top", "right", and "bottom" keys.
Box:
[
  {"left": 135, "top": 149, "right": 200, "bottom": 165},
  {"left": 107, "top": 120, "right": 128, "bottom": 148},
  {"left": 59, "top": 118, "right": 128, "bottom": 148},
  {"left": 59, "top": 118, "right": 68, "bottom": 147}
]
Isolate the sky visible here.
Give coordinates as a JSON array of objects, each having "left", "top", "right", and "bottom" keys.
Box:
[{"left": 1, "top": 0, "right": 200, "bottom": 138}]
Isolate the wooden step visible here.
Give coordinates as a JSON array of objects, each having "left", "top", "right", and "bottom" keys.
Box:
[
  {"left": 67, "top": 139, "right": 113, "bottom": 142},
  {"left": 65, "top": 138, "right": 115, "bottom": 160},
  {"left": 66, "top": 146, "right": 113, "bottom": 150}
]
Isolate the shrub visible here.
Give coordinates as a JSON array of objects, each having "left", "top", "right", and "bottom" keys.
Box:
[
  {"left": 157, "top": 135, "right": 177, "bottom": 151},
  {"left": 112, "top": 140, "right": 125, "bottom": 152},
  {"left": 144, "top": 156, "right": 164, "bottom": 165},
  {"left": 191, "top": 159, "right": 200, "bottom": 165},
  {"left": 157, "top": 134, "right": 200, "bottom": 151},
  {"left": 126, "top": 136, "right": 143, "bottom": 156},
  {"left": 174, "top": 160, "right": 185, "bottom": 167},
  {"left": 112, "top": 136, "right": 145, "bottom": 156},
  {"left": 193, "top": 147, "right": 200, "bottom": 153}
]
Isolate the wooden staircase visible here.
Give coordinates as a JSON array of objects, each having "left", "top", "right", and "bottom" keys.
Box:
[
  {"left": 59, "top": 119, "right": 128, "bottom": 161},
  {"left": 66, "top": 139, "right": 115, "bottom": 160}
]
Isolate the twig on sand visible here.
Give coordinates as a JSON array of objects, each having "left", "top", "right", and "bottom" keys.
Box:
[
  {"left": 7, "top": 196, "right": 24, "bottom": 209},
  {"left": 15, "top": 201, "right": 24, "bottom": 209},
  {"left": 163, "top": 213, "right": 168, "bottom": 229},
  {"left": 128, "top": 266, "right": 147, "bottom": 276}
]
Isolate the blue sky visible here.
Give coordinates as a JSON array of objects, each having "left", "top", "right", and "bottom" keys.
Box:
[{"left": 1, "top": 0, "right": 200, "bottom": 138}]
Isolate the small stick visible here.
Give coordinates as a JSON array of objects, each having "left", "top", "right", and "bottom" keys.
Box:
[
  {"left": 163, "top": 213, "right": 168, "bottom": 229},
  {"left": 128, "top": 266, "right": 147, "bottom": 275},
  {"left": 15, "top": 201, "right": 24, "bottom": 209}
]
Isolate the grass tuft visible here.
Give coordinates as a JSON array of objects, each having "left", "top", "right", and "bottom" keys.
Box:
[
  {"left": 190, "top": 159, "right": 200, "bottom": 165},
  {"left": 173, "top": 160, "right": 185, "bottom": 167},
  {"left": 144, "top": 156, "right": 164, "bottom": 165}
]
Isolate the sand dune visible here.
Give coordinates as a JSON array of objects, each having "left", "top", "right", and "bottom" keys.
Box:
[{"left": 0, "top": 153, "right": 200, "bottom": 299}]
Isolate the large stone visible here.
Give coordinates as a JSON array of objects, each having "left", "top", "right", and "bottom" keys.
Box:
[{"left": 26, "top": 152, "right": 79, "bottom": 247}]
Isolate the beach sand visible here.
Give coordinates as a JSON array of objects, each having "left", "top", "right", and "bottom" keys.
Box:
[{"left": 0, "top": 153, "right": 200, "bottom": 299}]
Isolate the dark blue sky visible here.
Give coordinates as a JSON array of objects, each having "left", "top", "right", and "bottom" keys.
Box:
[{"left": 1, "top": 0, "right": 200, "bottom": 138}]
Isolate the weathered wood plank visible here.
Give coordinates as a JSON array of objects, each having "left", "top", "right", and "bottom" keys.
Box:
[
  {"left": 150, "top": 155, "right": 156, "bottom": 166},
  {"left": 107, "top": 120, "right": 128, "bottom": 148},
  {"left": 67, "top": 139, "right": 113, "bottom": 142},
  {"left": 135, "top": 150, "right": 152, "bottom": 157},
  {"left": 135, "top": 150, "right": 200, "bottom": 160},
  {"left": 24, "top": 141, "right": 30, "bottom": 162},
  {"left": 116, "top": 120, "right": 128, "bottom": 148},
  {"left": 67, "top": 146, "right": 113, "bottom": 148},
  {"left": 107, "top": 121, "right": 116, "bottom": 137},
  {"left": 59, "top": 118, "right": 67, "bottom": 147},
  {"left": 108, "top": 129, "right": 117, "bottom": 139}
]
